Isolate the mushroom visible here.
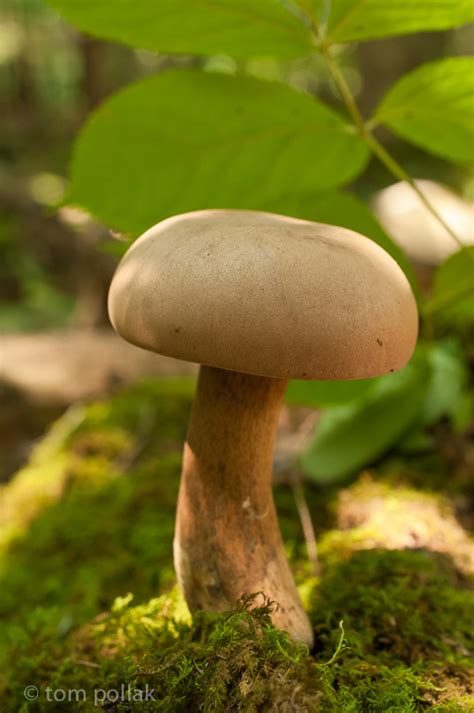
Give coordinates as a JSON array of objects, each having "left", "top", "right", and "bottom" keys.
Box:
[
  {"left": 108, "top": 209, "right": 418, "bottom": 647},
  {"left": 372, "top": 180, "right": 474, "bottom": 289}
]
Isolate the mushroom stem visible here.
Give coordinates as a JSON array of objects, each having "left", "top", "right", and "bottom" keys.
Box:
[{"left": 174, "top": 365, "right": 314, "bottom": 647}]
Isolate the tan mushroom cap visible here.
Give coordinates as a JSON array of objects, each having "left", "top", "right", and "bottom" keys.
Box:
[
  {"left": 108, "top": 209, "right": 418, "bottom": 380},
  {"left": 372, "top": 180, "right": 474, "bottom": 267}
]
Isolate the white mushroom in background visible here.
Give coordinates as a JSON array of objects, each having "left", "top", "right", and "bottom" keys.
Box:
[{"left": 372, "top": 180, "right": 474, "bottom": 271}]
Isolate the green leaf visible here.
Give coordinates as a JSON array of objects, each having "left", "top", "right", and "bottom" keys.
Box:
[
  {"left": 375, "top": 57, "right": 474, "bottom": 164},
  {"left": 262, "top": 190, "right": 418, "bottom": 293},
  {"left": 69, "top": 70, "right": 369, "bottom": 235},
  {"left": 286, "top": 378, "right": 376, "bottom": 408},
  {"left": 301, "top": 353, "right": 429, "bottom": 483},
  {"left": 452, "top": 392, "right": 474, "bottom": 434},
  {"left": 398, "top": 428, "right": 434, "bottom": 455},
  {"left": 314, "top": 0, "right": 474, "bottom": 44},
  {"left": 421, "top": 340, "right": 468, "bottom": 426},
  {"left": 46, "top": 0, "right": 313, "bottom": 59},
  {"left": 426, "top": 246, "right": 474, "bottom": 316}
]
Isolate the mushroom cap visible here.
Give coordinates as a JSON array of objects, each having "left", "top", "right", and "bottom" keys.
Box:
[
  {"left": 372, "top": 180, "right": 474, "bottom": 267},
  {"left": 108, "top": 209, "right": 418, "bottom": 380}
]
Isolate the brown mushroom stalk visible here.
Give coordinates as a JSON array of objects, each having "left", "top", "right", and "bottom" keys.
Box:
[
  {"left": 175, "top": 366, "right": 313, "bottom": 644},
  {"left": 108, "top": 209, "right": 418, "bottom": 648}
]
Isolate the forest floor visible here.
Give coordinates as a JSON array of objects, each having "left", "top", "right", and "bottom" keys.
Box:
[{"left": 0, "top": 379, "right": 473, "bottom": 712}]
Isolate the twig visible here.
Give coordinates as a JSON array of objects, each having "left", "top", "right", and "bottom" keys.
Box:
[
  {"left": 74, "top": 659, "right": 101, "bottom": 669},
  {"left": 291, "top": 478, "right": 321, "bottom": 577},
  {"left": 114, "top": 403, "right": 155, "bottom": 471}
]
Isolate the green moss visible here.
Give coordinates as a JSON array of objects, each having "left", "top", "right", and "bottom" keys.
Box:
[
  {"left": 320, "top": 475, "right": 474, "bottom": 574},
  {"left": 311, "top": 550, "right": 474, "bottom": 708},
  {"left": 0, "top": 380, "right": 473, "bottom": 711},
  {"left": 73, "top": 592, "right": 330, "bottom": 712},
  {"left": 0, "top": 380, "right": 190, "bottom": 635}
]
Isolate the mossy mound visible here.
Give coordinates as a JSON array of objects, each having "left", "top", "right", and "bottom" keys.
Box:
[{"left": 0, "top": 380, "right": 473, "bottom": 711}]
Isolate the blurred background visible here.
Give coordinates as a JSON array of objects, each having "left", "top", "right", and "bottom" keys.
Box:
[{"left": 0, "top": 0, "right": 473, "bottom": 481}]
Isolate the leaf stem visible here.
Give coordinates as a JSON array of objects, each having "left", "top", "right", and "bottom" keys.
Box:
[
  {"left": 320, "top": 47, "right": 465, "bottom": 251},
  {"left": 365, "top": 135, "right": 465, "bottom": 250},
  {"left": 321, "top": 48, "right": 367, "bottom": 136}
]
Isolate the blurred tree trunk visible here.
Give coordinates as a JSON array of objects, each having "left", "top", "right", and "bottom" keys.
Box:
[
  {"left": 73, "top": 35, "right": 112, "bottom": 327},
  {"left": 15, "top": 55, "right": 35, "bottom": 114},
  {"left": 79, "top": 36, "right": 106, "bottom": 109},
  {"left": 71, "top": 230, "right": 114, "bottom": 329}
]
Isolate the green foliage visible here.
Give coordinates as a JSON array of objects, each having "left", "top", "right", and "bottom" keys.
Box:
[
  {"left": 69, "top": 69, "right": 368, "bottom": 235},
  {"left": 0, "top": 269, "right": 74, "bottom": 331},
  {"left": 0, "top": 213, "right": 74, "bottom": 330},
  {"left": 3, "top": 1, "right": 474, "bottom": 705},
  {"left": 421, "top": 339, "right": 469, "bottom": 428},
  {"left": 376, "top": 57, "right": 474, "bottom": 164},
  {"left": 301, "top": 339, "right": 472, "bottom": 482},
  {"left": 45, "top": 0, "right": 474, "bottom": 57},
  {"left": 286, "top": 376, "right": 374, "bottom": 408},
  {"left": 301, "top": 350, "right": 430, "bottom": 482},
  {"left": 314, "top": 0, "right": 474, "bottom": 44},
  {"left": 40, "top": 0, "right": 473, "bottom": 462},
  {"left": 47, "top": 0, "right": 474, "bottom": 279},
  {"left": 46, "top": 0, "right": 315, "bottom": 59},
  {"left": 428, "top": 247, "right": 474, "bottom": 316},
  {"left": 48, "top": 0, "right": 473, "bottom": 359},
  {"left": 428, "top": 249, "right": 474, "bottom": 352}
]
